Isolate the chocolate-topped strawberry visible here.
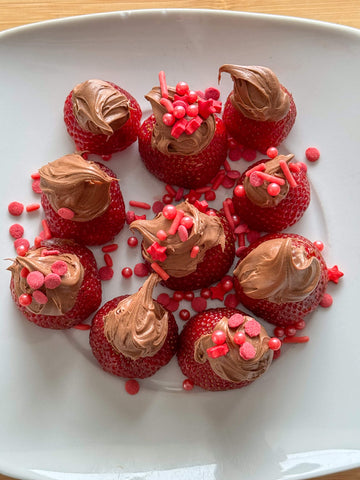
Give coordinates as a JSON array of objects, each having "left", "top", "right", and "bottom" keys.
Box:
[
  {"left": 64, "top": 79, "right": 141, "bottom": 157},
  {"left": 219, "top": 65, "right": 296, "bottom": 153},
  {"left": 39, "top": 154, "right": 126, "bottom": 245},
  {"left": 233, "top": 233, "right": 328, "bottom": 327},
  {"left": 138, "top": 71, "right": 227, "bottom": 188},
  {"left": 178, "top": 307, "right": 280, "bottom": 391},
  {"left": 232, "top": 154, "right": 310, "bottom": 232},
  {"left": 130, "top": 200, "right": 235, "bottom": 291},
  {"left": 89, "top": 273, "right": 178, "bottom": 379},
  {"left": 8, "top": 239, "right": 102, "bottom": 329}
]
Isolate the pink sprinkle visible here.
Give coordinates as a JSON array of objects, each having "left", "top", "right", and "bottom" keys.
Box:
[
  {"left": 134, "top": 263, "right": 149, "bottom": 277},
  {"left": 102, "top": 243, "right": 118, "bottom": 253},
  {"left": 41, "top": 249, "right": 60, "bottom": 256},
  {"left": 244, "top": 318, "right": 261, "bottom": 337},
  {"left": 168, "top": 209, "right": 184, "bottom": 235},
  {"left": 279, "top": 160, "right": 297, "bottom": 187},
  {"left": 101, "top": 154, "right": 112, "bottom": 161},
  {"left": 305, "top": 147, "right": 320, "bottom": 162},
  {"left": 177, "top": 224, "right": 189, "bottom": 242},
  {"left": 32, "top": 179, "right": 42, "bottom": 194},
  {"left": 190, "top": 246, "right": 200, "bottom": 258},
  {"left": 242, "top": 148, "right": 257, "bottom": 162},
  {"left": 224, "top": 293, "right": 239, "bottom": 308},
  {"left": 151, "top": 262, "right": 169, "bottom": 281},
  {"left": 227, "top": 170, "right": 241, "bottom": 180},
  {"left": 239, "top": 342, "right": 256, "bottom": 360},
  {"left": 185, "top": 116, "right": 203, "bottom": 135},
  {"left": 289, "top": 162, "right": 301, "bottom": 173},
  {"left": 160, "top": 97, "right": 174, "bottom": 113},
  {"left": 126, "top": 210, "right": 136, "bottom": 224},
  {"left": 58, "top": 207, "right": 75, "bottom": 220},
  {"left": 26, "top": 203, "right": 41, "bottom": 213},
  {"left": 51, "top": 260, "right": 68, "bottom": 276},
  {"left": 204, "top": 87, "right": 220, "bottom": 100},
  {"left": 228, "top": 313, "right": 245, "bottom": 328},
  {"left": 9, "top": 223, "right": 24, "bottom": 239},
  {"left": 44, "top": 273, "right": 62, "bottom": 289},
  {"left": 234, "top": 223, "right": 249, "bottom": 234},
  {"left": 152, "top": 201, "right": 164, "bottom": 214},
  {"left": 157, "top": 293, "right": 171, "bottom": 306},
  {"left": 41, "top": 219, "right": 52, "bottom": 240},
  {"left": 99, "top": 266, "right": 114, "bottom": 281},
  {"left": 34, "top": 236, "right": 42, "bottom": 248},
  {"left": 245, "top": 163, "right": 266, "bottom": 177},
  {"left": 249, "top": 172, "right": 264, "bottom": 187},
  {"left": 158, "top": 71, "right": 168, "bottom": 99},
  {"left": 32, "top": 290, "right": 48, "bottom": 305},
  {"left": 256, "top": 171, "right": 285, "bottom": 185},
  {"left": 191, "top": 297, "right": 207, "bottom": 313},
  {"left": 266, "top": 147, "right": 278, "bottom": 158},
  {"left": 8, "top": 201, "right": 24, "bottom": 216},
  {"left": 166, "top": 299, "right": 180, "bottom": 312},
  {"left": 228, "top": 148, "right": 243, "bottom": 161},
  {"left": 125, "top": 379, "right": 140, "bottom": 395},
  {"left": 134, "top": 214, "right": 146, "bottom": 221},
  {"left": 207, "top": 344, "right": 229, "bottom": 359},
  {"left": 171, "top": 118, "right": 187, "bottom": 138},
  {"left": 27, "top": 271, "right": 45, "bottom": 290},
  {"left": 320, "top": 293, "right": 333, "bottom": 308},
  {"left": 14, "top": 238, "right": 30, "bottom": 251},
  {"left": 129, "top": 200, "right": 151, "bottom": 210},
  {"left": 20, "top": 267, "right": 30, "bottom": 278},
  {"left": 156, "top": 229, "right": 168, "bottom": 241}
]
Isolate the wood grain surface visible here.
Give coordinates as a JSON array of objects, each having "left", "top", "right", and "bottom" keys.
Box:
[{"left": 0, "top": 2, "right": 359, "bottom": 480}]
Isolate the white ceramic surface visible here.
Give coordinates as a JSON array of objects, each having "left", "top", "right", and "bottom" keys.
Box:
[{"left": 0, "top": 9, "right": 359, "bottom": 480}]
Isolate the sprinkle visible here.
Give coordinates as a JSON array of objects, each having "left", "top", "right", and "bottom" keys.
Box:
[
  {"left": 34, "top": 236, "right": 42, "bottom": 248},
  {"left": 207, "top": 344, "right": 229, "bottom": 359},
  {"left": 157, "top": 293, "right": 171, "bottom": 306},
  {"left": 242, "top": 148, "right": 257, "bottom": 162},
  {"left": 162, "top": 204, "right": 177, "bottom": 220},
  {"left": 41, "top": 249, "right": 60, "bottom": 256},
  {"left": 190, "top": 246, "right": 199, "bottom": 258},
  {"left": 182, "top": 379, "right": 194, "bottom": 391},
  {"left": 294, "top": 320, "right": 306, "bottom": 330},
  {"left": 26, "top": 203, "right": 41, "bottom": 213},
  {"left": 226, "top": 170, "right": 241, "bottom": 180},
  {"left": 185, "top": 116, "right": 203, "bottom": 135},
  {"left": 239, "top": 342, "right": 256, "bottom": 360},
  {"left": 204, "top": 86, "right": 220, "bottom": 101},
  {"left": 19, "top": 293, "right": 32, "bottom": 306},
  {"left": 32, "top": 290, "right": 48, "bottom": 304},
  {"left": 211, "top": 170, "right": 226, "bottom": 190},
  {"left": 166, "top": 299, "right": 180, "bottom": 312},
  {"left": 104, "top": 253, "right": 113, "bottom": 267},
  {"left": 224, "top": 294, "right": 239, "bottom": 308},
  {"left": 223, "top": 159, "right": 231, "bottom": 172},
  {"left": 147, "top": 242, "right": 167, "bottom": 262},
  {"left": 127, "top": 236, "right": 138, "bottom": 248},
  {"left": 233, "top": 184, "right": 246, "bottom": 198},
  {"left": 101, "top": 154, "right": 112, "bottom": 161},
  {"left": 102, "top": 243, "right": 118, "bottom": 253},
  {"left": 228, "top": 148, "right": 243, "bottom": 161},
  {"left": 73, "top": 324, "right": 91, "bottom": 330},
  {"left": 125, "top": 379, "right": 140, "bottom": 395},
  {"left": 186, "top": 104, "right": 199, "bottom": 117},
  {"left": 8, "top": 201, "right": 24, "bottom": 216},
  {"left": 211, "top": 330, "right": 226, "bottom": 345},
  {"left": 126, "top": 210, "right": 136, "bottom": 224},
  {"left": 320, "top": 293, "right": 333, "bottom": 308},
  {"left": 234, "top": 223, "right": 249, "bottom": 234},
  {"left": 228, "top": 313, "right": 245, "bottom": 328},
  {"left": 289, "top": 162, "right": 301, "bottom": 173},
  {"left": 222, "top": 199, "right": 235, "bottom": 230},
  {"left": 268, "top": 338, "right": 282, "bottom": 350},
  {"left": 194, "top": 199, "right": 208, "bottom": 213},
  {"left": 205, "top": 190, "right": 216, "bottom": 201},
  {"left": 179, "top": 309, "right": 191, "bottom": 321},
  {"left": 183, "top": 291, "right": 194, "bottom": 302},
  {"left": 151, "top": 262, "right": 169, "bottom": 281},
  {"left": 279, "top": 159, "right": 297, "bottom": 187},
  {"left": 180, "top": 216, "right": 194, "bottom": 229},
  {"left": 14, "top": 238, "right": 30, "bottom": 251},
  {"left": 129, "top": 200, "right": 151, "bottom": 210},
  {"left": 256, "top": 171, "right": 285, "bottom": 185},
  {"left": 51, "top": 260, "right": 68, "bottom": 276},
  {"left": 282, "top": 336, "right": 310, "bottom": 344},
  {"left": 245, "top": 163, "right": 266, "bottom": 177},
  {"left": 156, "top": 230, "right": 168, "bottom": 241},
  {"left": 160, "top": 97, "right": 174, "bottom": 113},
  {"left": 176, "top": 81, "right": 189, "bottom": 96},
  {"left": 305, "top": 147, "right": 320, "bottom": 162},
  {"left": 162, "top": 194, "right": 173, "bottom": 205},
  {"left": 233, "top": 331, "right": 246, "bottom": 345},
  {"left": 313, "top": 240, "right": 324, "bottom": 251},
  {"left": 210, "top": 283, "right": 225, "bottom": 301},
  {"left": 44, "top": 273, "right": 62, "bottom": 289},
  {"left": 27, "top": 271, "right": 45, "bottom": 290},
  {"left": 32, "top": 179, "right": 42, "bottom": 194},
  {"left": 41, "top": 219, "right": 52, "bottom": 240},
  {"left": 152, "top": 201, "right": 164, "bottom": 214},
  {"left": 121, "top": 267, "right": 132, "bottom": 278},
  {"left": 171, "top": 118, "right": 187, "bottom": 138},
  {"left": 266, "top": 147, "right": 279, "bottom": 158},
  {"left": 244, "top": 318, "right": 261, "bottom": 337},
  {"left": 57, "top": 207, "right": 75, "bottom": 220},
  {"left": 159, "top": 71, "right": 168, "bottom": 99},
  {"left": 31, "top": 172, "right": 40, "bottom": 180},
  {"left": 135, "top": 214, "right": 146, "bottom": 221},
  {"left": 20, "top": 267, "right": 30, "bottom": 278},
  {"left": 134, "top": 263, "right": 149, "bottom": 277},
  {"left": 165, "top": 184, "right": 177, "bottom": 197},
  {"left": 191, "top": 297, "right": 207, "bottom": 313},
  {"left": 222, "top": 176, "right": 236, "bottom": 189},
  {"left": 249, "top": 172, "right": 264, "bottom": 187},
  {"left": 327, "top": 265, "right": 344, "bottom": 283},
  {"left": 175, "top": 187, "right": 184, "bottom": 202},
  {"left": 284, "top": 326, "right": 297, "bottom": 337},
  {"left": 173, "top": 105, "right": 186, "bottom": 119},
  {"left": 198, "top": 98, "right": 215, "bottom": 119},
  {"left": 168, "top": 209, "right": 184, "bottom": 235},
  {"left": 267, "top": 183, "right": 281, "bottom": 196},
  {"left": 177, "top": 224, "right": 189, "bottom": 242},
  {"left": 247, "top": 230, "right": 261, "bottom": 243},
  {"left": 9, "top": 223, "right": 24, "bottom": 239}
]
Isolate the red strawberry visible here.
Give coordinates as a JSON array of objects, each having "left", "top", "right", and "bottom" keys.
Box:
[
  {"left": 233, "top": 233, "right": 329, "bottom": 327},
  {"left": 64, "top": 79, "right": 141, "bottom": 157},
  {"left": 130, "top": 202, "right": 235, "bottom": 291},
  {"left": 219, "top": 65, "right": 296, "bottom": 154},
  {"left": 178, "top": 307, "right": 275, "bottom": 391},
  {"left": 139, "top": 115, "right": 227, "bottom": 189},
  {"left": 40, "top": 159, "right": 126, "bottom": 246},
  {"left": 89, "top": 283, "right": 179, "bottom": 379},
  {"left": 232, "top": 155, "right": 310, "bottom": 232},
  {"left": 9, "top": 239, "right": 102, "bottom": 329}
]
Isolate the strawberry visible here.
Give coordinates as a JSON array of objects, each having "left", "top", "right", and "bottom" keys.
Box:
[
  {"left": 232, "top": 155, "right": 310, "bottom": 232},
  {"left": 130, "top": 202, "right": 235, "bottom": 291},
  {"left": 40, "top": 159, "right": 126, "bottom": 246},
  {"left": 63, "top": 79, "right": 141, "bottom": 156},
  {"left": 178, "top": 307, "right": 275, "bottom": 391},
  {"left": 139, "top": 115, "right": 227, "bottom": 189},
  {"left": 89, "top": 281, "right": 179, "bottom": 379},
  {"left": 233, "top": 233, "right": 329, "bottom": 327},
  {"left": 9, "top": 239, "right": 102, "bottom": 329},
  {"left": 219, "top": 65, "right": 296, "bottom": 154}
]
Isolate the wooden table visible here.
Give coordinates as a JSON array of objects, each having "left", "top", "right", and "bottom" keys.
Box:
[{"left": 0, "top": 2, "right": 359, "bottom": 480}]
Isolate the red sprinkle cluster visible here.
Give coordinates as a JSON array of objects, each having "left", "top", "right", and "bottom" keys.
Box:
[{"left": 158, "top": 71, "right": 222, "bottom": 138}]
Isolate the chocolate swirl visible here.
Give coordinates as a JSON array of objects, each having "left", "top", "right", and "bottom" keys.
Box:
[
  {"left": 145, "top": 86, "right": 215, "bottom": 156},
  {"left": 130, "top": 201, "right": 225, "bottom": 278},
  {"left": 103, "top": 274, "right": 168, "bottom": 360},
  {"left": 244, "top": 154, "right": 294, "bottom": 207},
  {"left": 234, "top": 238, "right": 321, "bottom": 304},
  {"left": 218, "top": 65, "right": 290, "bottom": 121},
  {"left": 39, "top": 154, "right": 115, "bottom": 222},
  {"left": 72, "top": 79, "right": 130, "bottom": 135},
  {"left": 194, "top": 316, "right": 273, "bottom": 383},
  {"left": 8, "top": 248, "right": 84, "bottom": 316}
]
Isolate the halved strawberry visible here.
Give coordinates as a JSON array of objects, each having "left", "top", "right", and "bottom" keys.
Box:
[
  {"left": 178, "top": 307, "right": 275, "bottom": 391},
  {"left": 9, "top": 239, "right": 102, "bottom": 329},
  {"left": 233, "top": 233, "right": 328, "bottom": 327},
  {"left": 64, "top": 79, "right": 141, "bottom": 156}
]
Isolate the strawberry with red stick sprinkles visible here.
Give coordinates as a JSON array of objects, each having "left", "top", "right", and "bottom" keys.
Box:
[
  {"left": 63, "top": 79, "right": 141, "bottom": 157},
  {"left": 89, "top": 273, "right": 178, "bottom": 379},
  {"left": 178, "top": 307, "right": 280, "bottom": 391},
  {"left": 39, "top": 153, "right": 126, "bottom": 245},
  {"left": 138, "top": 71, "right": 227, "bottom": 188},
  {"left": 219, "top": 65, "right": 296, "bottom": 154}
]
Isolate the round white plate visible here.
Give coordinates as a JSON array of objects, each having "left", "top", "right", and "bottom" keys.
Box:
[{"left": 0, "top": 9, "right": 359, "bottom": 480}]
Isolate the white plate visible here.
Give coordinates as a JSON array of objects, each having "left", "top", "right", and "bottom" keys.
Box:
[{"left": 1, "top": 9, "right": 359, "bottom": 480}]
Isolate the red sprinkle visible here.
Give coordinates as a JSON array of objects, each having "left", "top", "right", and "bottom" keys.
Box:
[
  {"left": 32, "top": 290, "right": 48, "bottom": 304},
  {"left": 224, "top": 293, "right": 239, "bottom": 308},
  {"left": 121, "top": 267, "right": 133, "bottom": 279},
  {"left": 58, "top": 207, "right": 75, "bottom": 220},
  {"left": 32, "top": 179, "right": 42, "bottom": 194},
  {"left": 212, "top": 330, "right": 226, "bottom": 345},
  {"left": 159, "top": 71, "right": 168, "bottom": 99},
  {"left": 266, "top": 147, "right": 278, "bottom": 158},
  {"left": 104, "top": 253, "right": 113, "bottom": 267},
  {"left": 327, "top": 265, "right": 344, "bottom": 284},
  {"left": 234, "top": 185, "right": 246, "bottom": 198},
  {"left": 239, "top": 342, "right": 256, "bottom": 360},
  {"left": 207, "top": 344, "right": 229, "bottom": 359},
  {"left": 165, "top": 184, "right": 177, "bottom": 197},
  {"left": 102, "top": 243, "right": 118, "bottom": 253},
  {"left": 8, "top": 201, "right": 24, "bottom": 216},
  {"left": 41, "top": 219, "right": 52, "bottom": 240},
  {"left": 73, "top": 324, "right": 91, "bottom": 330},
  {"left": 14, "top": 238, "right": 30, "bottom": 251},
  {"left": 182, "top": 379, "right": 194, "bottom": 391},
  {"left": 162, "top": 113, "right": 175, "bottom": 126},
  {"left": 134, "top": 263, "right": 149, "bottom": 277},
  {"left": 222, "top": 176, "right": 236, "bottom": 189},
  {"left": 204, "top": 87, "right": 220, "bottom": 100},
  {"left": 19, "top": 293, "right": 32, "bottom": 306},
  {"left": 125, "top": 379, "right": 140, "bottom": 395},
  {"left": 151, "top": 262, "right": 169, "bottom": 281},
  {"left": 20, "top": 267, "right": 30, "bottom": 278},
  {"left": 223, "top": 199, "right": 235, "bottom": 230},
  {"left": 51, "top": 260, "right": 68, "bottom": 276},
  {"left": 44, "top": 273, "right": 62, "bottom": 289},
  {"left": 157, "top": 293, "right": 171, "bottom": 306},
  {"left": 205, "top": 190, "right": 216, "bottom": 201},
  {"left": 152, "top": 200, "right": 164, "bottom": 214},
  {"left": 162, "top": 204, "right": 177, "bottom": 220},
  {"left": 190, "top": 246, "right": 199, "bottom": 258},
  {"left": 156, "top": 230, "right": 168, "bottom": 241},
  {"left": 34, "top": 236, "right": 42, "bottom": 249},
  {"left": 233, "top": 331, "right": 246, "bottom": 345},
  {"left": 31, "top": 172, "right": 40, "bottom": 180},
  {"left": 168, "top": 209, "right": 184, "bottom": 235},
  {"left": 256, "top": 171, "right": 285, "bottom": 185},
  {"left": 127, "top": 237, "right": 138, "bottom": 248},
  {"left": 268, "top": 337, "right": 282, "bottom": 350},
  {"left": 179, "top": 309, "right": 191, "bottom": 321},
  {"left": 245, "top": 163, "right": 266, "bottom": 177},
  {"left": 184, "top": 291, "right": 194, "bottom": 302},
  {"left": 211, "top": 170, "right": 226, "bottom": 190},
  {"left": 26, "top": 203, "right": 41, "bottom": 213},
  {"left": 241, "top": 148, "right": 257, "bottom": 162},
  {"left": 27, "top": 271, "right": 45, "bottom": 289},
  {"left": 279, "top": 160, "right": 297, "bottom": 188},
  {"left": 160, "top": 97, "right": 174, "bottom": 113},
  {"left": 126, "top": 210, "right": 136, "bottom": 224},
  {"left": 129, "top": 200, "right": 151, "bottom": 210},
  {"left": 305, "top": 147, "right": 320, "bottom": 162},
  {"left": 282, "top": 336, "right": 310, "bottom": 344},
  {"left": 191, "top": 297, "right": 207, "bottom": 313},
  {"left": 320, "top": 293, "right": 333, "bottom": 308},
  {"left": 9, "top": 223, "right": 24, "bottom": 239},
  {"left": 175, "top": 187, "right": 184, "bottom": 202},
  {"left": 166, "top": 299, "right": 180, "bottom": 312},
  {"left": 228, "top": 148, "right": 243, "bottom": 161},
  {"left": 41, "top": 249, "right": 60, "bottom": 256},
  {"left": 313, "top": 240, "right": 324, "bottom": 251}
]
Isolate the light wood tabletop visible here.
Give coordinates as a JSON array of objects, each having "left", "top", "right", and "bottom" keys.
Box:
[{"left": 0, "top": 2, "right": 359, "bottom": 480}]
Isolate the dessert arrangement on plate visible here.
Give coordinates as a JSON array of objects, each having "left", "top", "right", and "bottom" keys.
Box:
[{"left": 6, "top": 66, "right": 343, "bottom": 394}]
